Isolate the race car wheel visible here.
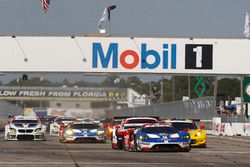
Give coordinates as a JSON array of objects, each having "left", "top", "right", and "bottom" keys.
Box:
[
  {"left": 183, "top": 145, "right": 191, "bottom": 152},
  {"left": 117, "top": 139, "right": 124, "bottom": 150},
  {"left": 60, "top": 137, "right": 66, "bottom": 143},
  {"left": 101, "top": 137, "right": 107, "bottom": 143},
  {"left": 134, "top": 139, "right": 141, "bottom": 152}
]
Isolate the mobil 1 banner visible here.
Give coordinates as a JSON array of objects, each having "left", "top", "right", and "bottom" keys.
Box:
[{"left": 185, "top": 44, "right": 213, "bottom": 69}]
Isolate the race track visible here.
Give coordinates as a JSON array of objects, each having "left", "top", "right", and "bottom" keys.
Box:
[{"left": 0, "top": 133, "right": 249, "bottom": 167}]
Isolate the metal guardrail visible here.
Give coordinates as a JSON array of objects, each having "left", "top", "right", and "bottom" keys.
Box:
[
  {"left": 220, "top": 114, "right": 250, "bottom": 123},
  {"left": 107, "top": 96, "right": 217, "bottom": 120}
]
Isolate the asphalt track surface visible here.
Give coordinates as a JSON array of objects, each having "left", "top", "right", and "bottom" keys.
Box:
[{"left": 0, "top": 133, "right": 249, "bottom": 167}]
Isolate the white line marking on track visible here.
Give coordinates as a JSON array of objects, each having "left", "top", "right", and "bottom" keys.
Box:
[
  {"left": 208, "top": 135, "right": 250, "bottom": 143},
  {"left": 0, "top": 162, "right": 216, "bottom": 165}
]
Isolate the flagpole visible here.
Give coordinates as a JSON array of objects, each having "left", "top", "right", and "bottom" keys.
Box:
[
  {"left": 244, "top": 12, "right": 250, "bottom": 38},
  {"left": 109, "top": 20, "right": 111, "bottom": 34}
]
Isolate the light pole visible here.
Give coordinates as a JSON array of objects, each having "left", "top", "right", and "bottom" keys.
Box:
[
  {"left": 172, "top": 75, "right": 175, "bottom": 102},
  {"left": 160, "top": 75, "right": 164, "bottom": 103}
]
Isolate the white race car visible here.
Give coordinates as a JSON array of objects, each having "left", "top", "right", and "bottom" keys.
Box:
[
  {"left": 49, "top": 116, "right": 76, "bottom": 136},
  {"left": 5, "top": 115, "right": 46, "bottom": 141}
]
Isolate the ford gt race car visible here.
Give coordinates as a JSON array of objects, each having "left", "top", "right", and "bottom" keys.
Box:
[
  {"left": 59, "top": 121, "right": 106, "bottom": 143},
  {"left": 49, "top": 116, "right": 76, "bottom": 136},
  {"left": 111, "top": 117, "right": 158, "bottom": 150},
  {"left": 165, "top": 119, "right": 207, "bottom": 147},
  {"left": 5, "top": 115, "right": 46, "bottom": 141},
  {"left": 123, "top": 124, "right": 191, "bottom": 152}
]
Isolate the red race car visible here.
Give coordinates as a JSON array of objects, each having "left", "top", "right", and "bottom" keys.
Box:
[{"left": 111, "top": 117, "right": 158, "bottom": 150}]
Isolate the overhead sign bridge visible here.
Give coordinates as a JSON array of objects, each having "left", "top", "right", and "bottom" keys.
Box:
[{"left": 0, "top": 35, "right": 249, "bottom": 75}]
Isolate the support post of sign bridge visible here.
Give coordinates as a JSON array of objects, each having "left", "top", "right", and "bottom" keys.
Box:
[
  {"left": 188, "top": 75, "right": 191, "bottom": 98},
  {"left": 240, "top": 76, "right": 245, "bottom": 122},
  {"left": 213, "top": 76, "right": 218, "bottom": 107},
  {"left": 160, "top": 75, "right": 164, "bottom": 103},
  {"left": 172, "top": 75, "right": 175, "bottom": 102}
]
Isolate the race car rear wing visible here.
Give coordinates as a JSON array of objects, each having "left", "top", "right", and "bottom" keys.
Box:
[
  {"left": 114, "top": 116, "right": 160, "bottom": 121},
  {"left": 169, "top": 118, "right": 200, "bottom": 122}
]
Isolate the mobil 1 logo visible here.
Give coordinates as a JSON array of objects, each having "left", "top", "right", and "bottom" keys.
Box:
[{"left": 185, "top": 44, "right": 213, "bottom": 69}]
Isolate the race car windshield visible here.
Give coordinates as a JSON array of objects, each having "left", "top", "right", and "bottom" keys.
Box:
[
  {"left": 56, "top": 118, "right": 75, "bottom": 124},
  {"left": 126, "top": 119, "right": 157, "bottom": 124},
  {"left": 171, "top": 122, "right": 197, "bottom": 130},
  {"left": 40, "top": 117, "right": 55, "bottom": 122},
  {"left": 124, "top": 126, "right": 140, "bottom": 129},
  {"left": 142, "top": 127, "right": 177, "bottom": 134},
  {"left": 69, "top": 124, "right": 100, "bottom": 129},
  {"left": 12, "top": 120, "right": 38, "bottom": 124},
  {"left": 114, "top": 120, "right": 122, "bottom": 124}
]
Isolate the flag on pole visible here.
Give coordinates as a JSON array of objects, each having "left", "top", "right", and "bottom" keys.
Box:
[
  {"left": 244, "top": 12, "right": 250, "bottom": 38},
  {"left": 98, "top": 8, "right": 108, "bottom": 29},
  {"left": 98, "top": 5, "right": 116, "bottom": 29},
  {"left": 41, "top": 0, "right": 50, "bottom": 13}
]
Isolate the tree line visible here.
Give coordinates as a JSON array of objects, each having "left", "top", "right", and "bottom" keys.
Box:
[{"left": 0, "top": 75, "right": 241, "bottom": 103}]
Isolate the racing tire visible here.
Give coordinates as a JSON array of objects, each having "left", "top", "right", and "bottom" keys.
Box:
[
  {"left": 183, "top": 148, "right": 190, "bottom": 152},
  {"left": 60, "top": 137, "right": 66, "bottom": 143},
  {"left": 117, "top": 137, "right": 124, "bottom": 150},
  {"left": 134, "top": 139, "right": 141, "bottom": 152},
  {"left": 101, "top": 137, "right": 107, "bottom": 144},
  {"left": 183, "top": 146, "right": 191, "bottom": 152},
  {"left": 200, "top": 144, "right": 206, "bottom": 148}
]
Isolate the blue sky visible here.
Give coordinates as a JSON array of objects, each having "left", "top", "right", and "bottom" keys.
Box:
[
  {"left": 0, "top": 0, "right": 249, "bottom": 37},
  {"left": 0, "top": 0, "right": 249, "bottom": 83}
]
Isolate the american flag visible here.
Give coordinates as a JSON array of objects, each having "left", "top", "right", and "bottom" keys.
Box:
[{"left": 41, "top": 0, "right": 50, "bottom": 13}]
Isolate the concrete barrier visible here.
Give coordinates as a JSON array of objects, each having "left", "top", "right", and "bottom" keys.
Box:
[
  {"left": 211, "top": 117, "right": 250, "bottom": 136},
  {"left": 231, "top": 123, "right": 245, "bottom": 136},
  {"left": 243, "top": 123, "right": 250, "bottom": 135}
]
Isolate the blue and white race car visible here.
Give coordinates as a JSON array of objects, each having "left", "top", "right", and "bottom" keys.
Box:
[
  {"left": 5, "top": 115, "right": 46, "bottom": 141},
  {"left": 60, "top": 121, "right": 106, "bottom": 143},
  {"left": 124, "top": 123, "right": 191, "bottom": 152}
]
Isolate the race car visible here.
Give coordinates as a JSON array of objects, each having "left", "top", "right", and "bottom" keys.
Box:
[
  {"left": 123, "top": 123, "right": 191, "bottom": 152},
  {"left": 111, "top": 117, "right": 158, "bottom": 150},
  {"left": 5, "top": 115, "right": 46, "bottom": 141},
  {"left": 59, "top": 121, "right": 106, "bottom": 143},
  {"left": 103, "top": 117, "right": 126, "bottom": 139},
  {"left": 39, "top": 115, "right": 57, "bottom": 132},
  {"left": 49, "top": 116, "right": 76, "bottom": 136},
  {"left": 165, "top": 119, "right": 207, "bottom": 147}
]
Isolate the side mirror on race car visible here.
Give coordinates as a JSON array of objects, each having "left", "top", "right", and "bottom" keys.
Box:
[
  {"left": 199, "top": 125, "right": 205, "bottom": 130},
  {"left": 115, "top": 125, "right": 120, "bottom": 129}
]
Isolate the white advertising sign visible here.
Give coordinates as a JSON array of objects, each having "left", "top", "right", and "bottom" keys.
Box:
[{"left": 0, "top": 36, "right": 250, "bottom": 74}]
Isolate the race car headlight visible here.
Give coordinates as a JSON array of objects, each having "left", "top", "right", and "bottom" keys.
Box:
[
  {"left": 181, "top": 135, "right": 190, "bottom": 139},
  {"left": 54, "top": 126, "right": 59, "bottom": 129},
  {"left": 108, "top": 127, "right": 113, "bottom": 133},
  {"left": 65, "top": 129, "right": 73, "bottom": 135},
  {"left": 170, "top": 133, "right": 180, "bottom": 138},
  {"left": 72, "top": 129, "right": 81, "bottom": 133},
  {"left": 139, "top": 135, "right": 149, "bottom": 140},
  {"left": 97, "top": 130, "right": 105, "bottom": 135},
  {"left": 196, "top": 131, "right": 202, "bottom": 136},
  {"left": 35, "top": 128, "right": 42, "bottom": 132},
  {"left": 90, "top": 129, "right": 97, "bottom": 133},
  {"left": 10, "top": 128, "right": 16, "bottom": 134}
]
